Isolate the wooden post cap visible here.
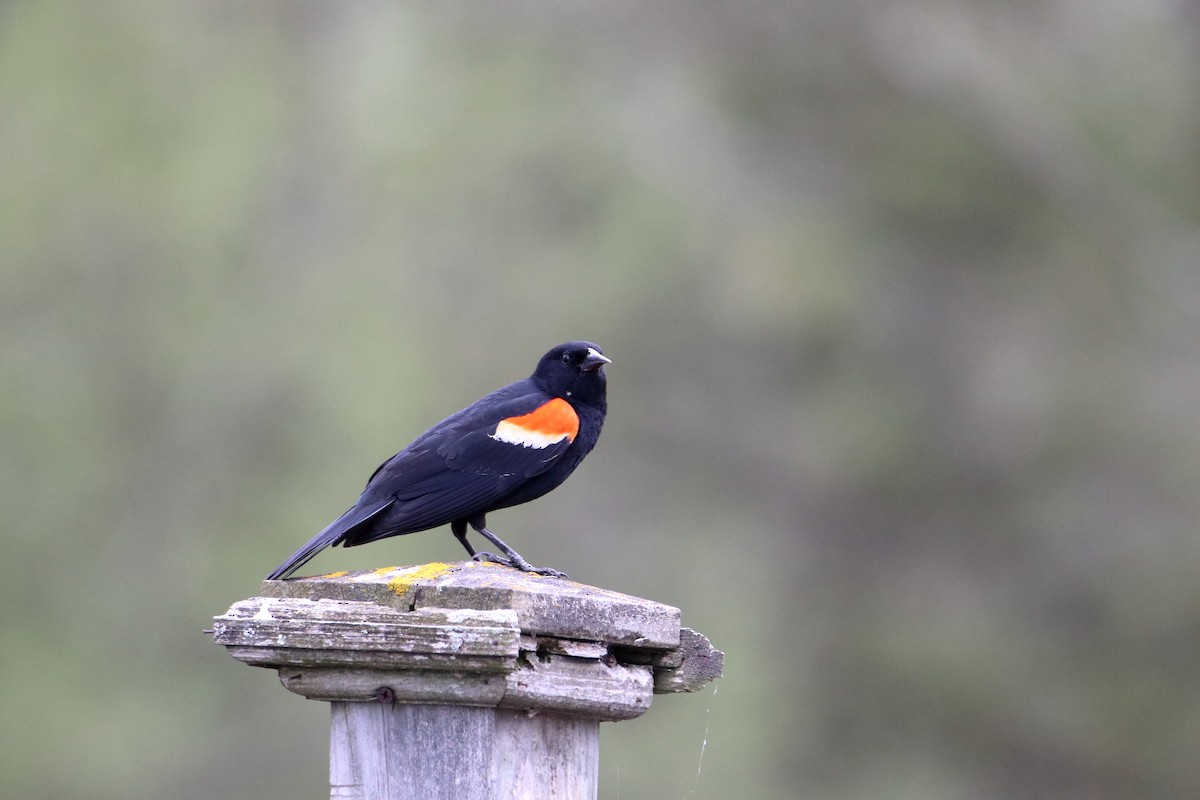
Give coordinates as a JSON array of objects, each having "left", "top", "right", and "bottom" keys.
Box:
[{"left": 211, "top": 561, "right": 722, "bottom": 722}]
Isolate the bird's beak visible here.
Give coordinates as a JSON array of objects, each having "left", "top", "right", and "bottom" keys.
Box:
[{"left": 581, "top": 348, "right": 611, "bottom": 372}]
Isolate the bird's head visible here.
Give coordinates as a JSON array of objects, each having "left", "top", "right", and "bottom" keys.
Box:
[{"left": 533, "top": 341, "right": 610, "bottom": 405}]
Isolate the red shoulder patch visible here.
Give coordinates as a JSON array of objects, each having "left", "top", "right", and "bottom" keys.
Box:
[{"left": 491, "top": 398, "right": 579, "bottom": 448}]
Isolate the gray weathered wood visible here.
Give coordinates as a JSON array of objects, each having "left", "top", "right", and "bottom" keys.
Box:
[
  {"left": 330, "top": 703, "right": 598, "bottom": 800},
  {"left": 215, "top": 600, "right": 519, "bottom": 672},
  {"left": 653, "top": 627, "right": 726, "bottom": 693},
  {"left": 257, "top": 561, "right": 682, "bottom": 649},
  {"left": 211, "top": 561, "right": 722, "bottom": 799}
]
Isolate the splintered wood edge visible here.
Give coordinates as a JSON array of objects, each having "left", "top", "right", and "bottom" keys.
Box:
[{"left": 653, "top": 628, "right": 725, "bottom": 694}]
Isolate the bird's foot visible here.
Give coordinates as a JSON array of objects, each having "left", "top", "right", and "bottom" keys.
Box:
[
  {"left": 471, "top": 551, "right": 568, "bottom": 579},
  {"left": 471, "top": 550, "right": 510, "bottom": 567},
  {"left": 523, "top": 564, "right": 569, "bottom": 579}
]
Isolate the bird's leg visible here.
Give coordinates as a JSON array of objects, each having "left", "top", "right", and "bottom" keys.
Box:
[
  {"left": 453, "top": 518, "right": 510, "bottom": 567},
  {"left": 451, "top": 520, "right": 478, "bottom": 557},
  {"left": 469, "top": 518, "right": 568, "bottom": 579}
]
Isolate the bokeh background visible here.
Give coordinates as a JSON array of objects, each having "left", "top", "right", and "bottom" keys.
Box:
[{"left": 4, "top": 1, "right": 1200, "bottom": 798}]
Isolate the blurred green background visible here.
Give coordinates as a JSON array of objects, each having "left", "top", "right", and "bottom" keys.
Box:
[{"left": 4, "top": 1, "right": 1200, "bottom": 798}]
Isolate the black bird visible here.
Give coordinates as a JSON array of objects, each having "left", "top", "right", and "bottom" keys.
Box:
[{"left": 266, "top": 341, "right": 610, "bottom": 580}]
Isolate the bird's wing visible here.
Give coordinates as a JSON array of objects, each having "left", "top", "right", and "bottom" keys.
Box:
[
  {"left": 440, "top": 395, "right": 579, "bottom": 477},
  {"left": 344, "top": 396, "right": 579, "bottom": 540},
  {"left": 367, "top": 394, "right": 578, "bottom": 489}
]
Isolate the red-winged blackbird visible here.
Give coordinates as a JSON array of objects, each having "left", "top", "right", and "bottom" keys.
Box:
[{"left": 266, "top": 342, "right": 610, "bottom": 580}]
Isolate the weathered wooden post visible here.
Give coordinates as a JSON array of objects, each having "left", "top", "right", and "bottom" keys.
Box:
[{"left": 211, "top": 561, "right": 722, "bottom": 799}]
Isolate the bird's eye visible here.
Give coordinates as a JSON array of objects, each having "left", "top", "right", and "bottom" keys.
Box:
[{"left": 561, "top": 353, "right": 573, "bottom": 365}]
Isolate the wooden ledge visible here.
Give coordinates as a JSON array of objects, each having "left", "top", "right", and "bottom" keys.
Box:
[
  {"left": 257, "top": 561, "right": 682, "bottom": 649},
  {"left": 212, "top": 561, "right": 722, "bottom": 721}
]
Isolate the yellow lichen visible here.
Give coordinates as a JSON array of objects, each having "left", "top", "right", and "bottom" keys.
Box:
[{"left": 385, "top": 562, "right": 455, "bottom": 595}]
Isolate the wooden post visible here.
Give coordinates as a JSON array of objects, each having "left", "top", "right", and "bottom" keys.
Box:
[{"left": 212, "top": 561, "right": 723, "bottom": 800}]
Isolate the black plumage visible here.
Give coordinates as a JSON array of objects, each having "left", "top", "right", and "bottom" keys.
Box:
[{"left": 266, "top": 341, "right": 609, "bottom": 580}]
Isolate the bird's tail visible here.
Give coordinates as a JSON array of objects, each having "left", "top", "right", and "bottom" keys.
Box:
[{"left": 265, "top": 500, "right": 393, "bottom": 580}]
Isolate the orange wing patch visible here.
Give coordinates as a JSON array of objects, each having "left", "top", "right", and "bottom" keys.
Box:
[{"left": 491, "top": 398, "right": 579, "bottom": 449}]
